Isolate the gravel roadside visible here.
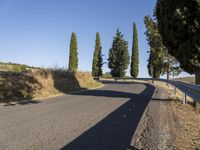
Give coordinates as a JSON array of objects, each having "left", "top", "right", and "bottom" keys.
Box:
[{"left": 132, "top": 87, "right": 173, "bottom": 150}]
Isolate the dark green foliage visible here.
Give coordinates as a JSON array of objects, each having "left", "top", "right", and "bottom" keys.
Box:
[
  {"left": 144, "top": 16, "right": 164, "bottom": 78},
  {"left": 147, "top": 48, "right": 163, "bottom": 78},
  {"left": 92, "top": 32, "right": 103, "bottom": 77},
  {"left": 130, "top": 23, "right": 139, "bottom": 78},
  {"left": 108, "top": 29, "right": 130, "bottom": 77},
  {"left": 156, "top": 0, "right": 200, "bottom": 77},
  {"left": 68, "top": 32, "right": 78, "bottom": 72},
  {"left": 144, "top": 15, "right": 182, "bottom": 79}
]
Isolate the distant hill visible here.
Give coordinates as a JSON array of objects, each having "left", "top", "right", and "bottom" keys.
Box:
[
  {"left": 0, "top": 62, "right": 39, "bottom": 72},
  {"left": 172, "top": 76, "right": 195, "bottom": 84}
]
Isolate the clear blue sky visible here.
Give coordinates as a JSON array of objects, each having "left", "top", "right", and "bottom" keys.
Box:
[{"left": 0, "top": 0, "right": 190, "bottom": 77}]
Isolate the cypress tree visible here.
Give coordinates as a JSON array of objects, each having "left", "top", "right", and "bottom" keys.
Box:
[
  {"left": 130, "top": 22, "right": 139, "bottom": 78},
  {"left": 144, "top": 16, "right": 164, "bottom": 78},
  {"left": 156, "top": 0, "right": 200, "bottom": 79},
  {"left": 156, "top": 0, "right": 200, "bottom": 112},
  {"left": 92, "top": 32, "right": 103, "bottom": 77},
  {"left": 108, "top": 29, "right": 130, "bottom": 78},
  {"left": 68, "top": 32, "right": 78, "bottom": 72},
  {"left": 144, "top": 15, "right": 182, "bottom": 79}
]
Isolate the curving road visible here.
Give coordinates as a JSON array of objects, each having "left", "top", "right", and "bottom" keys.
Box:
[{"left": 0, "top": 81, "right": 155, "bottom": 150}]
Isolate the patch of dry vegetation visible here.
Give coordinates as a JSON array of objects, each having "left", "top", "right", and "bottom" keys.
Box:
[
  {"left": 172, "top": 76, "right": 195, "bottom": 84},
  {"left": 0, "top": 69, "right": 102, "bottom": 103},
  {"left": 169, "top": 101, "right": 200, "bottom": 149}
]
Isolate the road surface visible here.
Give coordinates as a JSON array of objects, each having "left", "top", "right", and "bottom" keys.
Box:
[{"left": 0, "top": 81, "right": 155, "bottom": 150}]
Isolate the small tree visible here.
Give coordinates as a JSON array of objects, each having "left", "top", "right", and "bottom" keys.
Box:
[
  {"left": 108, "top": 29, "right": 130, "bottom": 78},
  {"left": 92, "top": 32, "right": 103, "bottom": 77},
  {"left": 130, "top": 22, "right": 139, "bottom": 78},
  {"left": 162, "top": 49, "right": 182, "bottom": 79},
  {"left": 68, "top": 32, "right": 78, "bottom": 72}
]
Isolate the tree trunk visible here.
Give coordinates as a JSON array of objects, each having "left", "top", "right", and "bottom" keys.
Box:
[
  {"left": 167, "top": 55, "right": 170, "bottom": 80},
  {"left": 166, "top": 70, "right": 170, "bottom": 87},
  {"left": 195, "top": 70, "right": 200, "bottom": 84},
  {"left": 167, "top": 72, "right": 170, "bottom": 80},
  {"left": 195, "top": 70, "right": 200, "bottom": 114}
]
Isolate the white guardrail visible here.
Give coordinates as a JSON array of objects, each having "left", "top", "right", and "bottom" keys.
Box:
[{"left": 94, "top": 77, "right": 200, "bottom": 105}]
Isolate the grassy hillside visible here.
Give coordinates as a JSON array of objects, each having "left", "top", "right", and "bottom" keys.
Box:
[
  {"left": 0, "top": 65, "right": 102, "bottom": 103},
  {"left": 172, "top": 76, "right": 195, "bottom": 84}
]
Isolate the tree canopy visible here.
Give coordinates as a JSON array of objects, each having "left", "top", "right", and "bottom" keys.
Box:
[{"left": 156, "top": 0, "right": 200, "bottom": 75}]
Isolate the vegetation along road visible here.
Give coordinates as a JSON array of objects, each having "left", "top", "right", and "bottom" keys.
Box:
[{"left": 0, "top": 81, "right": 155, "bottom": 150}]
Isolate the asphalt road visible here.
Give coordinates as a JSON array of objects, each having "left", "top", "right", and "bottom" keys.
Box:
[{"left": 0, "top": 81, "right": 155, "bottom": 150}]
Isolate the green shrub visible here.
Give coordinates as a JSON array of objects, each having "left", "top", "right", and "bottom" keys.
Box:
[{"left": 12, "top": 65, "right": 27, "bottom": 72}]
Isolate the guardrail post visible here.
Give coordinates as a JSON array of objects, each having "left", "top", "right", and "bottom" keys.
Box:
[
  {"left": 166, "top": 82, "right": 169, "bottom": 88},
  {"left": 195, "top": 102, "right": 200, "bottom": 114},
  {"left": 182, "top": 93, "right": 187, "bottom": 105},
  {"left": 174, "top": 86, "right": 176, "bottom": 96},
  {"left": 93, "top": 77, "right": 99, "bottom": 80}
]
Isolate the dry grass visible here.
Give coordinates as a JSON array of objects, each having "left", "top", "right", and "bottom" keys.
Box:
[
  {"left": 0, "top": 69, "right": 102, "bottom": 103},
  {"left": 169, "top": 101, "right": 200, "bottom": 149},
  {"left": 172, "top": 76, "right": 195, "bottom": 84},
  {"left": 74, "top": 71, "right": 102, "bottom": 89}
]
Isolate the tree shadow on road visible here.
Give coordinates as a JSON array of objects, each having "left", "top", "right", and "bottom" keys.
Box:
[
  {"left": 71, "top": 80, "right": 146, "bottom": 98},
  {"left": 61, "top": 82, "right": 155, "bottom": 150},
  {"left": 73, "top": 89, "right": 137, "bottom": 98}
]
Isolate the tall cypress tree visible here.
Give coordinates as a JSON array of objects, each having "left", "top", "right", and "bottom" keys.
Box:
[
  {"left": 130, "top": 22, "right": 139, "bottom": 78},
  {"left": 92, "top": 32, "right": 103, "bottom": 77},
  {"left": 68, "top": 32, "right": 78, "bottom": 72},
  {"left": 108, "top": 29, "right": 130, "bottom": 78}
]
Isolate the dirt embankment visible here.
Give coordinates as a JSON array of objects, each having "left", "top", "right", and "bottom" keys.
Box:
[{"left": 0, "top": 69, "right": 102, "bottom": 103}]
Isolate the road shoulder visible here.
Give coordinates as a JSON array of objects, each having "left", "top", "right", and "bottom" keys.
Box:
[{"left": 131, "top": 87, "right": 173, "bottom": 149}]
